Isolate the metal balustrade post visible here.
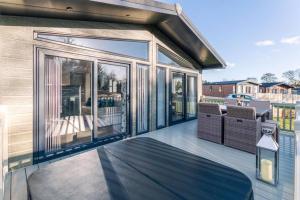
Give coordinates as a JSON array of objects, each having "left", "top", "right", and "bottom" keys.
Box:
[{"left": 294, "top": 101, "right": 300, "bottom": 200}]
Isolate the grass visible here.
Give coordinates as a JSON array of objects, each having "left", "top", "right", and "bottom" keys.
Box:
[{"left": 274, "top": 117, "right": 295, "bottom": 131}]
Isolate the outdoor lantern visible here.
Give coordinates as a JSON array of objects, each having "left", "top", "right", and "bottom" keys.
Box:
[{"left": 256, "top": 125, "right": 279, "bottom": 185}]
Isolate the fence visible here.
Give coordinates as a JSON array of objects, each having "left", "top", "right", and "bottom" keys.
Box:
[
  {"left": 255, "top": 93, "right": 300, "bottom": 104},
  {"left": 202, "top": 96, "right": 295, "bottom": 132}
]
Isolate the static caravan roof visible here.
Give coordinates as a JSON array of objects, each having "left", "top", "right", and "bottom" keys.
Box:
[
  {"left": 260, "top": 82, "right": 294, "bottom": 88},
  {"left": 204, "top": 80, "right": 260, "bottom": 86},
  {"left": 0, "top": 0, "right": 226, "bottom": 70}
]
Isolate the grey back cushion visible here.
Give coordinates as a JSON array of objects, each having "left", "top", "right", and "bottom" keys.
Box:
[
  {"left": 198, "top": 103, "right": 221, "bottom": 115},
  {"left": 249, "top": 100, "right": 271, "bottom": 111},
  {"left": 227, "top": 106, "right": 256, "bottom": 120}
]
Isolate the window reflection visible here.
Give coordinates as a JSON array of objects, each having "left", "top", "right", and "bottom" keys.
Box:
[
  {"left": 137, "top": 64, "right": 149, "bottom": 133},
  {"left": 44, "top": 55, "right": 92, "bottom": 153},
  {"left": 37, "top": 34, "right": 149, "bottom": 60},
  {"left": 157, "top": 46, "right": 192, "bottom": 68},
  {"left": 157, "top": 67, "right": 166, "bottom": 128},
  {"left": 187, "top": 76, "right": 197, "bottom": 118},
  {"left": 171, "top": 73, "right": 184, "bottom": 122},
  {"left": 96, "top": 63, "right": 128, "bottom": 137},
  {"left": 158, "top": 49, "right": 180, "bottom": 67}
]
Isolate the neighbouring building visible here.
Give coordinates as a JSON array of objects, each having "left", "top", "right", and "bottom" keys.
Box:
[
  {"left": 259, "top": 82, "right": 293, "bottom": 94},
  {"left": 203, "top": 80, "right": 260, "bottom": 97},
  {"left": 0, "top": 0, "right": 225, "bottom": 170}
]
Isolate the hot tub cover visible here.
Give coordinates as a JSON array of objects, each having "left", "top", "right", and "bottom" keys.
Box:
[{"left": 28, "top": 137, "right": 253, "bottom": 200}]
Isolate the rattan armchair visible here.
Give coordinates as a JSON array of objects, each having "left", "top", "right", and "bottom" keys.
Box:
[
  {"left": 198, "top": 103, "right": 224, "bottom": 144},
  {"left": 224, "top": 106, "right": 262, "bottom": 154}
]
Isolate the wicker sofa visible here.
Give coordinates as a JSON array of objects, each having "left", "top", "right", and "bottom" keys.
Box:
[
  {"left": 224, "top": 106, "right": 262, "bottom": 154},
  {"left": 198, "top": 103, "right": 224, "bottom": 144}
]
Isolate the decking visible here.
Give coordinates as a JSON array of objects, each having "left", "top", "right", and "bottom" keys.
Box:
[{"left": 3, "top": 120, "right": 295, "bottom": 200}]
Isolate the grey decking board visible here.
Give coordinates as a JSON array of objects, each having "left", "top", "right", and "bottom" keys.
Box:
[
  {"left": 4, "top": 120, "right": 295, "bottom": 200},
  {"left": 3, "top": 172, "right": 11, "bottom": 200},
  {"left": 10, "top": 169, "right": 27, "bottom": 200}
]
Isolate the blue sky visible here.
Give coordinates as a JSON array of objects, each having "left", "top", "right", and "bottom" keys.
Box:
[{"left": 162, "top": 0, "right": 300, "bottom": 82}]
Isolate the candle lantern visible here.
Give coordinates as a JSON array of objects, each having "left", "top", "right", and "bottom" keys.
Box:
[{"left": 256, "top": 125, "right": 279, "bottom": 185}]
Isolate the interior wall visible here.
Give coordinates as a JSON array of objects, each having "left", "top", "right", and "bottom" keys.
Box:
[{"left": 0, "top": 15, "right": 201, "bottom": 170}]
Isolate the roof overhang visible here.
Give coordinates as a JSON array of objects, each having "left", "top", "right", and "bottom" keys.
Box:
[{"left": 0, "top": 0, "right": 226, "bottom": 69}]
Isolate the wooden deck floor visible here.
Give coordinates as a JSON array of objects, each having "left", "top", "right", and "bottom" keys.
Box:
[{"left": 3, "top": 120, "right": 295, "bottom": 200}]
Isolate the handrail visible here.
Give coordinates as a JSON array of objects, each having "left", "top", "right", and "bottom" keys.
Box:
[
  {"left": 0, "top": 106, "right": 8, "bottom": 200},
  {"left": 294, "top": 102, "right": 300, "bottom": 200}
]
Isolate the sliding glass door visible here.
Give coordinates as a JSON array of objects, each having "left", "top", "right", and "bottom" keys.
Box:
[
  {"left": 170, "top": 72, "right": 185, "bottom": 123},
  {"left": 96, "top": 62, "right": 129, "bottom": 137},
  {"left": 136, "top": 64, "right": 149, "bottom": 134},
  {"left": 37, "top": 50, "right": 130, "bottom": 160},
  {"left": 40, "top": 55, "right": 93, "bottom": 154}
]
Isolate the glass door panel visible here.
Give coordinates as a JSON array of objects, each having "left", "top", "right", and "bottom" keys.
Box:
[
  {"left": 137, "top": 64, "right": 149, "bottom": 133},
  {"left": 96, "top": 63, "right": 129, "bottom": 137},
  {"left": 157, "top": 67, "right": 166, "bottom": 128},
  {"left": 187, "top": 76, "right": 197, "bottom": 118},
  {"left": 42, "top": 55, "right": 93, "bottom": 153},
  {"left": 170, "top": 72, "right": 185, "bottom": 123}
]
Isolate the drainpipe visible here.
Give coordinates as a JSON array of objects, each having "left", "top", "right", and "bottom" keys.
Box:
[
  {"left": 0, "top": 106, "right": 8, "bottom": 200},
  {"left": 294, "top": 101, "right": 300, "bottom": 200}
]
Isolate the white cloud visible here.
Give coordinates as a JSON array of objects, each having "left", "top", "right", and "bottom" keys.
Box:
[
  {"left": 226, "top": 62, "right": 236, "bottom": 68},
  {"left": 281, "top": 35, "right": 300, "bottom": 45},
  {"left": 255, "top": 40, "right": 275, "bottom": 46}
]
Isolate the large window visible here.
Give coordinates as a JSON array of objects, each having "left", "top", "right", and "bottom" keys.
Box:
[
  {"left": 37, "top": 33, "right": 149, "bottom": 60},
  {"left": 157, "top": 67, "right": 166, "bottom": 128},
  {"left": 41, "top": 55, "right": 93, "bottom": 153},
  {"left": 136, "top": 64, "right": 149, "bottom": 133}
]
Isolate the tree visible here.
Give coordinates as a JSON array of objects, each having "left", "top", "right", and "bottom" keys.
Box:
[
  {"left": 282, "top": 70, "right": 296, "bottom": 85},
  {"left": 261, "top": 73, "right": 278, "bottom": 83}
]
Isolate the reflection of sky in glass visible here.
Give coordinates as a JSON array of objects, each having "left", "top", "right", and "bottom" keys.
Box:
[
  {"left": 158, "top": 49, "right": 180, "bottom": 67},
  {"left": 38, "top": 34, "right": 149, "bottom": 60},
  {"left": 101, "top": 64, "right": 126, "bottom": 81}
]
